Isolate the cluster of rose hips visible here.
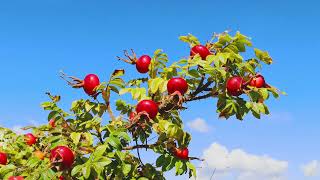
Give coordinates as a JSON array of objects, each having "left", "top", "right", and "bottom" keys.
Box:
[
  {"left": 0, "top": 124, "right": 74, "bottom": 179},
  {"left": 58, "top": 44, "right": 219, "bottom": 161},
  {"left": 226, "top": 74, "right": 267, "bottom": 96}
]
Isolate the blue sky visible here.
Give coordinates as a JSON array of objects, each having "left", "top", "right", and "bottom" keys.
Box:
[{"left": 0, "top": 0, "right": 319, "bottom": 179}]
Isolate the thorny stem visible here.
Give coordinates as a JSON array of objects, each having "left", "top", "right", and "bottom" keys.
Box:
[{"left": 103, "top": 74, "right": 117, "bottom": 122}]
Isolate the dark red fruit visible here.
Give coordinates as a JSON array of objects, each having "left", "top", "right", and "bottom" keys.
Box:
[
  {"left": 249, "top": 75, "right": 265, "bottom": 88},
  {"left": 83, "top": 74, "right": 100, "bottom": 95},
  {"left": 136, "top": 100, "right": 158, "bottom": 119},
  {"left": 174, "top": 148, "right": 189, "bottom": 160},
  {"left": 129, "top": 112, "right": 136, "bottom": 122},
  {"left": 8, "top": 176, "right": 24, "bottom": 180},
  {"left": 50, "top": 146, "right": 75, "bottom": 169},
  {"left": 25, "top": 133, "right": 37, "bottom": 146},
  {"left": 59, "top": 176, "right": 64, "bottom": 180},
  {"left": 49, "top": 119, "right": 55, "bottom": 128},
  {"left": 0, "top": 152, "right": 7, "bottom": 165},
  {"left": 167, "top": 77, "right": 188, "bottom": 95},
  {"left": 136, "top": 55, "right": 151, "bottom": 73},
  {"left": 226, "top": 76, "right": 244, "bottom": 96},
  {"left": 190, "top": 45, "right": 211, "bottom": 60}
]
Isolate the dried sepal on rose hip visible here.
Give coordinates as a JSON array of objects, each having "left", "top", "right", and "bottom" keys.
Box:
[{"left": 60, "top": 72, "right": 100, "bottom": 96}]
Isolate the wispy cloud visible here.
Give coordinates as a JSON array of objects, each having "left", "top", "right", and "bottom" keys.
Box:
[{"left": 187, "top": 118, "right": 211, "bottom": 133}]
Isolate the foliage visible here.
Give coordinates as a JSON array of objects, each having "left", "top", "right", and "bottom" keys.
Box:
[{"left": 0, "top": 31, "right": 283, "bottom": 180}]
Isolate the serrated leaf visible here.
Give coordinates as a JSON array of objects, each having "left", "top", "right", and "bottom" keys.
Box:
[
  {"left": 71, "top": 165, "right": 83, "bottom": 176},
  {"left": 156, "top": 155, "right": 165, "bottom": 167},
  {"left": 110, "top": 78, "right": 125, "bottom": 88},
  {"left": 70, "top": 132, "right": 81, "bottom": 145},
  {"left": 254, "top": 48, "right": 273, "bottom": 64},
  {"left": 259, "top": 88, "right": 269, "bottom": 100},
  {"left": 112, "top": 69, "right": 125, "bottom": 77},
  {"left": 148, "top": 78, "right": 164, "bottom": 94}
]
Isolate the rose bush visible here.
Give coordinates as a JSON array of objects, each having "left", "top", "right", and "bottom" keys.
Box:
[{"left": 0, "top": 31, "right": 283, "bottom": 180}]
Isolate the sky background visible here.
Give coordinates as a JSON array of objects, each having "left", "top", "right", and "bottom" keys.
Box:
[{"left": 0, "top": 0, "right": 319, "bottom": 179}]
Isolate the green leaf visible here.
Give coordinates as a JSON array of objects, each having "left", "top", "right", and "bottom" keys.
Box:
[
  {"left": 187, "top": 69, "right": 200, "bottom": 78},
  {"left": 186, "top": 162, "right": 197, "bottom": 178},
  {"left": 254, "top": 48, "right": 273, "bottom": 64},
  {"left": 122, "top": 163, "right": 132, "bottom": 175},
  {"left": 83, "top": 164, "right": 91, "bottom": 179},
  {"left": 93, "top": 144, "right": 108, "bottom": 158},
  {"left": 179, "top": 34, "right": 200, "bottom": 47},
  {"left": 107, "top": 137, "right": 122, "bottom": 150},
  {"left": 70, "top": 132, "right": 81, "bottom": 145},
  {"left": 110, "top": 78, "right": 125, "bottom": 88},
  {"left": 119, "top": 88, "right": 131, "bottom": 95},
  {"left": 148, "top": 78, "right": 164, "bottom": 94},
  {"left": 259, "top": 88, "right": 269, "bottom": 100},
  {"left": 175, "top": 161, "right": 183, "bottom": 175},
  {"left": 112, "top": 69, "right": 125, "bottom": 78},
  {"left": 71, "top": 165, "right": 83, "bottom": 176},
  {"left": 156, "top": 155, "right": 165, "bottom": 167}
]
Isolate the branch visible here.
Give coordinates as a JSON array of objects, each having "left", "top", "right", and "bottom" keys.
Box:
[
  {"left": 190, "top": 80, "right": 213, "bottom": 97},
  {"left": 186, "top": 91, "right": 218, "bottom": 102},
  {"left": 122, "top": 142, "right": 160, "bottom": 150},
  {"left": 193, "top": 75, "right": 205, "bottom": 94},
  {"left": 189, "top": 156, "right": 205, "bottom": 161}
]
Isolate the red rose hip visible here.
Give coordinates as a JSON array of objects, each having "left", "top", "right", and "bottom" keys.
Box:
[
  {"left": 8, "top": 176, "right": 24, "bottom": 180},
  {"left": 226, "top": 76, "right": 244, "bottom": 96},
  {"left": 49, "top": 119, "right": 55, "bottom": 128},
  {"left": 190, "top": 45, "right": 211, "bottom": 60},
  {"left": 249, "top": 75, "right": 265, "bottom": 88},
  {"left": 83, "top": 74, "right": 100, "bottom": 95},
  {"left": 25, "top": 133, "right": 37, "bottom": 146},
  {"left": 136, "top": 55, "right": 151, "bottom": 74},
  {"left": 50, "top": 146, "right": 75, "bottom": 170},
  {"left": 129, "top": 112, "right": 136, "bottom": 122},
  {"left": 136, "top": 100, "right": 158, "bottom": 119},
  {"left": 0, "top": 152, "right": 7, "bottom": 165},
  {"left": 167, "top": 77, "right": 188, "bottom": 95},
  {"left": 174, "top": 148, "right": 189, "bottom": 160}
]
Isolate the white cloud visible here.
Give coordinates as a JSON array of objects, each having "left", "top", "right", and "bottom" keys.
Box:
[
  {"left": 301, "top": 160, "right": 320, "bottom": 177},
  {"left": 187, "top": 118, "right": 211, "bottom": 133},
  {"left": 197, "top": 143, "right": 288, "bottom": 180},
  {"left": 11, "top": 120, "right": 40, "bottom": 135},
  {"left": 12, "top": 125, "right": 24, "bottom": 135}
]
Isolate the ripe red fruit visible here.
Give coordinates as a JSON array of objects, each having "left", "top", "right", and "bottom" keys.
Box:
[
  {"left": 0, "top": 152, "right": 7, "bottom": 165},
  {"left": 8, "top": 176, "right": 24, "bottom": 180},
  {"left": 83, "top": 74, "right": 100, "bottom": 95},
  {"left": 50, "top": 146, "right": 75, "bottom": 169},
  {"left": 129, "top": 112, "right": 136, "bottom": 122},
  {"left": 136, "top": 55, "right": 151, "bottom": 73},
  {"left": 25, "top": 133, "right": 37, "bottom": 146},
  {"left": 174, "top": 148, "right": 189, "bottom": 160},
  {"left": 167, "top": 77, "right": 188, "bottom": 95},
  {"left": 136, "top": 100, "right": 158, "bottom": 119},
  {"left": 249, "top": 75, "right": 265, "bottom": 88},
  {"left": 59, "top": 176, "right": 64, "bottom": 180},
  {"left": 49, "top": 119, "right": 55, "bottom": 128},
  {"left": 190, "top": 45, "right": 211, "bottom": 60},
  {"left": 226, "top": 76, "right": 244, "bottom": 96}
]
